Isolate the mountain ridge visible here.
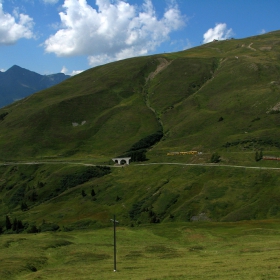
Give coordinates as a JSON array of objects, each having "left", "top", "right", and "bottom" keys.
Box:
[{"left": 0, "top": 65, "right": 70, "bottom": 108}]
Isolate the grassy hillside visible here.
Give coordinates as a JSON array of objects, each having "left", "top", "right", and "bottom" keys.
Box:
[
  {"left": 1, "top": 31, "right": 280, "bottom": 229},
  {"left": 1, "top": 162, "right": 280, "bottom": 231},
  {"left": 0, "top": 31, "right": 279, "bottom": 161}
]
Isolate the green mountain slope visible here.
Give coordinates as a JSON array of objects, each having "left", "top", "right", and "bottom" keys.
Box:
[
  {"left": 1, "top": 31, "right": 280, "bottom": 160},
  {"left": 1, "top": 31, "right": 280, "bottom": 161},
  {"left": 1, "top": 31, "right": 280, "bottom": 230}
]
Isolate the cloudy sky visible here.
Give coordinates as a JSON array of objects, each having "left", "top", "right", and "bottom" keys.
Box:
[{"left": 0, "top": 0, "right": 279, "bottom": 75}]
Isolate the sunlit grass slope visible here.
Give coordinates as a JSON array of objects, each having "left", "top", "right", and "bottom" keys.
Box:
[
  {"left": 1, "top": 221, "right": 280, "bottom": 279},
  {"left": 0, "top": 57, "right": 161, "bottom": 160},
  {"left": 0, "top": 31, "right": 279, "bottom": 160}
]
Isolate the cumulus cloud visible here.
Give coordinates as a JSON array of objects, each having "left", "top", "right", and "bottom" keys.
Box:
[
  {"left": 61, "top": 66, "right": 83, "bottom": 76},
  {"left": 71, "top": 70, "right": 84, "bottom": 76},
  {"left": 42, "top": 0, "right": 59, "bottom": 3},
  {"left": 203, "top": 23, "right": 233, "bottom": 44},
  {"left": 44, "top": 0, "right": 185, "bottom": 66},
  {"left": 0, "top": 1, "right": 34, "bottom": 45},
  {"left": 60, "top": 66, "right": 68, "bottom": 74}
]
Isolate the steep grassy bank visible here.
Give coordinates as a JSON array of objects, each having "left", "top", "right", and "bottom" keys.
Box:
[{"left": 1, "top": 162, "right": 280, "bottom": 232}]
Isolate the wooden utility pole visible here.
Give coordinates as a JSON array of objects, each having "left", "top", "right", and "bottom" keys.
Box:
[{"left": 110, "top": 215, "right": 119, "bottom": 272}]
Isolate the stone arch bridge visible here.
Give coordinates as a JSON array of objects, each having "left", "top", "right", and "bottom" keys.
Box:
[{"left": 112, "top": 157, "right": 131, "bottom": 165}]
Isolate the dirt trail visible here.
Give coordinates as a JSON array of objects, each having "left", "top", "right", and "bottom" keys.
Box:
[
  {"left": 248, "top": 43, "right": 256, "bottom": 51},
  {"left": 146, "top": 58, "right": 172, "bottom": 81}
]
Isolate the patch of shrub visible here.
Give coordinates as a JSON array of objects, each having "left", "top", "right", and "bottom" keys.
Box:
[
  {"left": 40, "top": 222, "right": 59, "bottom": 232},
  {"left": 251, "top": 117, "right": 260, "bottom": 122},
  {"left": 9, "top": 184, "right": 26, "bottom": 206},
  {"left": 21, "top": 202, "right": 28, "bottom": 211},
  {"left": 60, "top": 166, "right": 111, "bottom": 190},
  {"left": 121, "top": 131, "right": 163, "bottom": 162},
  {"left": 255, "top": 150, "right": 263, "bottom": 161},
  {"left": 129, "top": 131, "right": 163, "bottom": 151},
  {"left": 27, "top": 224, "right": 39, "bottom": 233},
  {"left": 0, "top": 112, "right": 8, "bottom": 121},
  {"left": 63, "top": 219, "right": 102, "bottom": 231},
  {"left": 129, "top": 200, "right": 146, "bottom": 220},
  {"left": 121, "top": 149, "right": 147, "bottom": 162},
  {"left": 223, "top": 138, "right": 280, "bottom": 149},
  {"left": 210, "top": 152, "right": 221, "bottom": 163}
]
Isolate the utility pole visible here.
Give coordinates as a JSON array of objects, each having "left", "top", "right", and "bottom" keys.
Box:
[{"left": 110, "top": 215, "right": 119, "bottom": 272}]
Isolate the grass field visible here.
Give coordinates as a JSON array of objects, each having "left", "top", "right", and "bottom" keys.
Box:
[{"left": 1, "top": 221, "right": 280, "bottom": 279}]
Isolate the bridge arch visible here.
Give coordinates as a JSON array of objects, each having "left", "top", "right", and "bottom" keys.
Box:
[{"left": 112, "top": 157, "right": 131, "bottom": 165}]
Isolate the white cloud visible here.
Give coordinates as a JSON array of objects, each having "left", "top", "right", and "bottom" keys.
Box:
[
  {"left": 44, "top": 0, "right": 185, "bottom": 66},
  {"left": 0, "top": 2, "right": 34, "bottom": 45},
  {"left": 260, "top": 29, "right": 266, "bottom": 34},
  {"left": 61, "top": 66, "right": 68, "bottom": 74},
  {"left": 203, "top": 23, "right": 233, "bottom": 44},
  {"left": 61, "top": 66, "right": 84, "bottom": 76},
  {"left": 42, "top": 0, "right": 59, "bottom": 3},
  {"left": 183, "top": 39, "right": 192, "bottom": 50},
  {"left": 71, "top": 70, "right": 84, "bottom": 76}
]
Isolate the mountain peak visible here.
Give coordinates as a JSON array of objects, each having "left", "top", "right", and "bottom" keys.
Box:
[{"left": 0, "top": 65, "right": 70, "bottom": 108}]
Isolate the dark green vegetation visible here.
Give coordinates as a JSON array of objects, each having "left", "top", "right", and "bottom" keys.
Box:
[{"left": 1, "top": 31, "right": 280, "bottom": 231}]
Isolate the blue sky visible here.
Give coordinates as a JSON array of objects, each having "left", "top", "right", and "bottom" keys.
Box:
[{"left": 0, "top": 0, "right": 279, "bottom": 75}]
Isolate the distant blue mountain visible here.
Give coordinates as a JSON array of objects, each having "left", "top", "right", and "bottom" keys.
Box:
[{"left": 0, "top": 65, "right": 70, "bottom": 108}]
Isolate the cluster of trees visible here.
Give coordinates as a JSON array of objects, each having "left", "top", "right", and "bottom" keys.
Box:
[
  {"left": 2, "top": 215, "right": 60, "bottom": 234},
  {"left": 61, "top": 166, "right": 111, "bottom": 191},
  {"left": 45, "top": 166, "right": 111, "bottom": 201},
  {"left": 81, "top": 188, "right": 96, "bottom": 198},
  {"left": 121, "top": 130, "right": 163, "bottom": 162},
  {"left": 223, "top": 138, "right": 280, "bottom": 149},
  {"left": 129, "top": 200, "right": 160, "bottom": 224},
  {"left": 4, "top": 215, "right": 25, "bottom": 233}
]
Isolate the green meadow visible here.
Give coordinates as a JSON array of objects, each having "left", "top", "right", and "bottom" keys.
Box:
[{"left": 1, "top": 221, "right": 280, "bottom": 280}]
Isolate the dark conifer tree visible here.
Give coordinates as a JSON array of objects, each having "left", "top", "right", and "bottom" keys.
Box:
[
  {"left": 21, "top": 202, "right": 28, "bottom": 211},
  {"left": 5, "top": 215, "right": 12, "bottom": 230},
  {"left": 260, "top": 150, "right": 263, "bottom": 160},
  {"left": 91, "top": 189, "right": 96, "bottom": 197},
  {"left": 255, "top": 151, "right": 259, "bottom": 161},
  {"left": 12, "top": 218, "right": 18, "bottom": 231},
  {"left": 17, "top": 219, "right": 24, "bottom": 233}
]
